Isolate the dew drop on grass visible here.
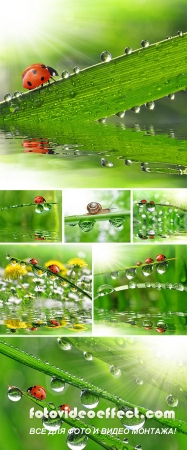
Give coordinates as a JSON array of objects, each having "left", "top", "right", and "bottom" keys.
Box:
[
  {"left": 101, "top": 158, "right": 113, "bottom": 167},
  {"left": 177, "top": 31, "right": 183, "bottom": 36},
  {"left": 97, "top": 284, "right": 114, "bottom": 296},
  {"left": 100, "top": 51, "right": 112, "bottom": 62},
  {"left": 13, "top": 91, "right": 21, "bottom": 97},
  {"left": 80, "top": 390, "right": 99, "bottom": 408},
  {"left": 119, "top": 406, "right": 145, "bottom": 430},
  {"left": 109, "top": 218, "right": 124, "bottom": 228},
  {"left": 165, "top": 282, "right": 173, "bottom": 289},
  {"left": 61, "top": 71, "right": 70, "bottom": 79},
  {"left": 110, "top": 271, "right": 119, "bottom": 279},
  {"left": 73, "top": 66, "right": 81, "bottom": 74},
  {"left": 156, "top": 262, "right": 168, "bottom": 274},
  {"left": 136, "top": 378, "right": 143, "bottom": 385},
  {"left": 142, "top": 320, "right": 153, "bottom": 328},
  {"left": 79, "top": 221, "right": 95, "bottom": 232},
  {"left": 141, "top": 39, "right": 150, "bottom": 48},
  {"left": 116, "top": 111, "right": 126, "bottom": 118},
  {"left": 168, "top": 93, "right": 175, "bottom": 100},
  {"left": 43, "top": 203, "right": 52, "bottom": 211},
  {"left": 124, "top": 47, "right": 132, "bottom": 54},
  {"left": 6, "top": 254, "right": 11, "bottom": 260},
  {"left": 20, "top": 261, "right": 26, "bottom": 268},
  {"left": 67, "top": 428, "right": 88, "bottom": 450},
  {"left": 50, "top": 377, "right": 65, "bottom": 392},
  {"left": 146, "top": 203, "right": 155, "bottom": 212},
  {"left": 128, "top": 281, "right": 136, "bottom": 289},
  {"left": 123, "top": 438, "right": 129, "bottom": 444},
  {"left": 4, "top": 93, "right": 13, "bottom": 101},
  {"left": 8, "top": 386, "right": 22, "bottom": 402},
  {"left": 156, "top": 321, "right": 168, "bottom": 331},
  {"left": 84, "top": 352, "right": 93, "bottom": 361},
  {"left": 35, "top": 204, "right": 44, "bottom": 214},
  {"left": 124, "top": 159, "right": 132, "bottom": 166},
  {"left": 131, "top": 106, "right": 141, "bottom": 113},
  {"left": 166, "top": 395, "right": 178, "bottom": 407},
  {"left": 110, "top": 365, "right": 121, "bottom": 378},
  {"left": 142, "top": 265, "right": 153, "bottom": 277},
  {"left": 145, "top": 101, "right": 155, "bottom": 110},
  {"left": 125, "top": 268, "right": 137, "bottom": 280},
  {"left": 57, "top": 338, "right": 72, "bottom": 351},
  {"left": 135, "top": 446, "right": 143, "bottom": 450},
  {"left": 10, "top": 258, "right": 18, "bottom": 266},
  {"left": 43, "top": 415, "right": 62, "bottom": 431}
]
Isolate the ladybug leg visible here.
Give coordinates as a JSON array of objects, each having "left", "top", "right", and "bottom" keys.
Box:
[{"left": 50, "top": 77, "right": 56, "bottom": 82}]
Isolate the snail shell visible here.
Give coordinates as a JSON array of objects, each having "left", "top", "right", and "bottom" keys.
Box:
[{"left": 86, "top": 202, "right": 110, "bottom": 215}]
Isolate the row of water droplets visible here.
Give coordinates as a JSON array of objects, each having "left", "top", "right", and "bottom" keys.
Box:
[{"left": 69, "top": 217, "right": 125, "bottom": 232}]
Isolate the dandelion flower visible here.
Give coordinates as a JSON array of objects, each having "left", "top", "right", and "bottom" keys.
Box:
[
  {"left": 4, "top": 264, "right": 27, "bottom": 280},
  {"left": 45, "top": 260, "right": 67, "bottom": 276},
  {"left": 4, "top": 319, "right": 31, "bottom": 329},
  {"left": 67, "top": 258, "right": 88, "bottom": 269}
]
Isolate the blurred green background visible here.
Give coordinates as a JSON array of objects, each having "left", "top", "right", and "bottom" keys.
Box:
[
  {"left": 64, "top": 189, "right": 130, "bottom": 243},
  {"left": 0, "top": 336, "right": 187, "bottom": 450},
  {"left": 0, "top": 190, "right": 62, "bottom": 242}
]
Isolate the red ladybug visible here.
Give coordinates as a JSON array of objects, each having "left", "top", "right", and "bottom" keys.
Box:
[
  {"left": 29, "top": 327, "right": 38, "bottom": 331},
  {"left": 140, "top": 200, "right": 147, "bottom": 204},
  {"left": 156, "top": 328, "right": 166, "bottom": 333},
  {"left": 149, "top": 201, "right": 155, "bottom": 205},
  {"left": 136, "top": 261, "right": 142, "bottom": 266},
  {"left": 22, "top": 139, "right": 50, "bottom": 154},
  {"left": 145, "top": 258, "right": 154, "bottom": 264},
  {"left": 27, "top": 385, "right": 46, "bottom": 400},
  {"left": 48, "top": 264, "right": 60, "bottom": 274},
  {"left": 29, "top": 258, "right": 38, "bottom": 265},
  {"left": 34, "top": 196, "right": 46, "bottom": 204},
  {"left": 59, "top": 404, "right": 71, "bottom": 414},
  {"left": 156, "top": 254, "right": 166, "bottom": 261},
  {"left": 22, "top": 64, "right": 58, "bottom": 90},
  {"left": 49, "top": 319, "right": 60, "bottom": 327}
]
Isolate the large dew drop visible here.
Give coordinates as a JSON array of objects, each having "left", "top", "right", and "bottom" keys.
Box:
[
  {"left": 43, "top": 415, "right": 62, "bottom": 431},
  {"left": 156, "top": 262, "right": 168, "bottom": 274},
  {"left": 79, "top": 221, "right": 95, "bottom": 232},
  {"left": 110, "top": 365, "right": 121, "bottom": 378},
  {"left": 57, "top": 338, "right": 72, "bottom": 351},
  {"left": 84, "top": 352, "right": 93, "bottom": 361},
  {"left": 80, "top": 390, "right": 99, "bottom": 409},
  {"left": 109, "top": 218, "right": 125, "bottom": 228},
  {"left": 125, "top": 268, "right": 137, "bottom": 280},
  {"left": 146, "top": 202, "right": 155, "bottom": 212},
  {"left": 141, "top": 39, "right": 150, "bottom": 48},
  {"left": 119, "top": 406, "right": 145, "bottom": 430},
  {"left": 100, "top": 51, "right": 112, "bottom": 62},
  {"left": 50, "top": 377, "right": 65, "bottom": 392},
  {"left": 8, "top": 386, "right": 22, "bottom": 402},
  {"left": 142, "top": 265, "right": 153, "bottom": 277},
  {"left": 166, "top": 395, "right": 178, "bottom": 407},
  {"left": 35, "top": 204, "right": 44, "bottom": 214},
  {"left": 110, "top": 271, "right": 119, "bottom": 279},
  {"left": 43, "top": 203, "right": 52, "bottom": 211},
  {"left": 67, "top": 428, "right": 88, "bottom": 450},
  {"left": 97, "top": 284, "right": 114, "bottom": 296}
]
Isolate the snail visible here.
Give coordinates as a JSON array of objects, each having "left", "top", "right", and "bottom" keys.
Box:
[{"left": 85, "top": 201, "right": 115, "bottom": 215}]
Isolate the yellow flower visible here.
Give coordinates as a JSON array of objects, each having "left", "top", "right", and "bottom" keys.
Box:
[
  {"left": 68, "top": 323, "right": 88, "bottom": 332},
  {"left": 45, "top": 260, "right": 67, "bottom": 276},
  {"left": 4, "top": 263, "right": 27, "bottom": 280},
  {"left": 67, "top": 258, "right": 88, "bottom": 269},
  {"left": 4, "top": 320, "right": 31, "bottom": 329}
]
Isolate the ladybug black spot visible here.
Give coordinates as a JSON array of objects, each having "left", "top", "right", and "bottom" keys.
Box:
[
  {"left": 41, "top": 77, "right": 45, "bottom": 81},
  {"left": 32, "top": 69, "right": 37, "bottom": 74},
  {"left": 27, "top": 81, "right": 32, "bottom": 86}
]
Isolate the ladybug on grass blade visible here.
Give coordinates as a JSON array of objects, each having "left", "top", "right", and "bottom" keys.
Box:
[
  {"left": 48, "top": 264, "right": 60, "bottom": 274},
  {"left": 27, "top": 385, "right": 46, "bottom": 400},
  {"left": 22, "top": 64, "right": 58, "bottom": 90}
]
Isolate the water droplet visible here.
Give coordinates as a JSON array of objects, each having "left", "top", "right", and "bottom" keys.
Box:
[
  {"left": 165, "top": 282, "right": 173, "bottom": 289},
  {"left": 98, "top": 118, "right": 106, "bottom": 124},
  {"left": 175, "top": 283, "right": 184, "bottom": 291},
  {"left": 6, "top": 254, "right": 11, "bottom": 260},
  {"left": 35, "top": 204, "right": 44, "bottom": 214},
  {"left": 123, "top": 438, "right": 129, "bottom": 444},
  {"left": 116, "top": 111, "right": 125, "bottom": 118},
  {"left": 67, "top": 428, "right": 88, "bottom": 449},
  {"left": 156, "top": 321, "right": 168, "bottom": 332},
  {"left": 61, "top": 71, "right": 70, "bottom": 79},
  {"left": 141, "top": 39, "right": 150, "bottom": 48},
  {"left": 125, "top": 268, "right": 137, "bottom": 280},
  {"left": 124, "top": 47, "right": 132, "bottom": 55},
  {"left": 142, "top": 263, "right": 154, "bottom": 276},
  {"left": 124, "top": 159, "right": 132, "bottom": 166},
  {"left": 57, "top": 338, "right": 72, "bottom": 351},
  {"left": 43, "top": 415, "right": 62, "bottom": 431},
  {"left": 84, "top": 352, "right": 93, "bottom": 361},
  {"left": 109, "top": 218, "right": 124, "bottom": 228},
  {"left": 142, "top": 320, "right": 153, "bottom": 328},
  {"left": 136, "top": 378, "right": 143, "bottom": 385},
  {"left": 43, "top": 203, "right": 52, "bottom": 211},
  {"left": 145, "top": 101, "right": 155, "bottom": 110},
  {"left": 156, "top": 261, "right": 168, "bottom": 274},
  {"left": 101, "top": 158, "right": 113, "bottom": 167},
  {"left": 80, "top": 390, "right": 99, "bottom": 408},
  {"left": 128, "top": 281, "right": 136, "bottom": 289},
  {"left": 97, "top": 284, "right": 114, "bottom": 297},
  {"left": 168, "top": 93, "right": 175, "bottom": 100},
  {"left": 4, "top": 93, "right": 13, "bottom": 101},
  {"left": 8, "top": 386, "right": 22, "bottom": 402},
  {"left": 110, "top": 365, "right": 121, "bottom": 378},
  {"left": 110, "top": 271, "right": 119, "bottom": 279},
  {"left": 131, "top": 106, "right": 141, "bottom": 113},
  {"left": 10, "top": 258, "right": 18, "bottom": 266},
  {"left": 50, "top": 377, "right": 65, "bottom": 392},
  {"left": 20, "top": 261, "right": 26, "bottom": 268},
  {"left": 73, "top": 66, "right": 81, "bottom": 74},
  {"left": 100, "top": 51, "right": 112, "bottom": 62},
  {"left": 135, "top": 446, "right": 142, "bottom": 450},
  {"left": 79, "top": 221, "right": 95, "bottom": 232},
  {"left": 166, "top": 395, "right": 178, "bottom": 407},
  {"left": 146, "top": 202, "right": 155, "bottom": 212},
  {"left": 119, "top": 406, "right": 145, "bottom": 430},
  {"left": 10, "top": 103, "right": 18, "bottom": 113},
  {"left": 13, "top": 91, "right": 21, "bottom": 97},
  {"left": 177, "top": 31, "right": 183, "bottom": 37}
]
